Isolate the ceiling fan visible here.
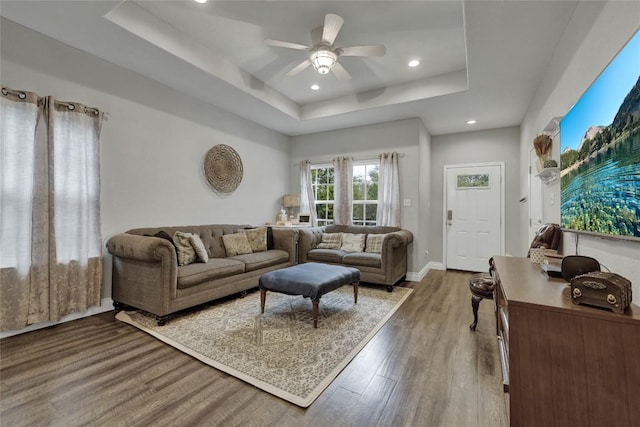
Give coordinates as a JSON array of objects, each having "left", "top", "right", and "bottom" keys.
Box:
[{"left": 264, "top": 13, "right": 386, "bottom": 81}]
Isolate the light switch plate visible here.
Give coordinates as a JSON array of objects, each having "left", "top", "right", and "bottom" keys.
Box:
[{"left": 403, "top": 199, "right": 411, "bottom": 207}]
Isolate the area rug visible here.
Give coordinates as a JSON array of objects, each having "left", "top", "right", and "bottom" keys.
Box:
[{"left": 116, "top": 285, "right": 412, "bottom": 407}]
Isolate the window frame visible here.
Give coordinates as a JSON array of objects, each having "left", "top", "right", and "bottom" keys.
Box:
[{"left": 310, "top": 159, "right": 379, "bottom": 226}]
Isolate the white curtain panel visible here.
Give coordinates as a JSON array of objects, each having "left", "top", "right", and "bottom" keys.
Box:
[
  {"left": 299, "top": 160, "right": 318, "bottom": 226},
  {"left": 333, "top": 156, "right": 353, "bottom": 225},
  {"left": 377, "top": 152, "right": 401, "bottom": 227},
  {"left": 0, "top": 88, "right": 103, "bottom": 331}
]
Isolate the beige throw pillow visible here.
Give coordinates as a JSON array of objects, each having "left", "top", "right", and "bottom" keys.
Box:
[
  {"left": 240, "top": 227, "right": 267, "bottom": 253},
  {"left": 189, "top": 234, "right": 209, "bottom": 263},
  {"left": 340, "top": 233, "right": 366, "bottom": 253},
  {"left": 222, "top": 233, "right": 253, "bottom": 257},
  {"left": 173, "top": 231, "right": 197, "bottom": 266},
  {"left": 365, "top": 234, "right": 387, "bottom": 254},
  {"left": 317, "top": 232, "right": 343, "bottom": 249}
]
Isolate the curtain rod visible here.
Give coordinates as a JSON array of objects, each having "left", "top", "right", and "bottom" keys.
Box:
[{"left": 293, "top": 152, "right": 405, "bottom": 166}]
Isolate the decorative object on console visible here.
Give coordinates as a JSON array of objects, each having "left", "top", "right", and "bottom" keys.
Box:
[
  {"left": 282, "top": 194, "right": 299, "bottom": 219},
  {"left": 570, "top": 271, "right": 632, "bottom": 313},
  {"left": 560, "top": 255, "right": 600, "bottom": 281},
  {"left": 533, "top": 133, "right": 552, "bottom": 172},
  {"left": 204, "top": 144, "right": 243, "bottom": 194}
]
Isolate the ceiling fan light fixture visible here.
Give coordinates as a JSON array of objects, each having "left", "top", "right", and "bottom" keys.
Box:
[{"left": 310, "top": 49, "right": 337, "bottom": 75}]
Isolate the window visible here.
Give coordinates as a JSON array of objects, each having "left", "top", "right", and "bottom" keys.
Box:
[
  {"left": 352, "top": 163, "right": 379, "bottom": 225},
  {"left": 311, "top": 166, "right": 334, "bottom": 226},
  {"left": 311, "top": 161, "right": 379, "bottom": 226}
]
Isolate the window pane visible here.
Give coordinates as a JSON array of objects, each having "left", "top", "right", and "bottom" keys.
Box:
[
  {"left": 327, "top": 168, "right": 334, "bottom": 184},
  {"left": 353, "top": 181, "right": 365, "bottom": 201},
  {"left": 317, "top": 204, "right": 327, "bottom": 219},
  {"left": 327, "top": 204, "right": 334, "bottom": 219},
  {"left": 317, "top": 185, "right": 328, "bottom": 201},
  {"left": 317, "top": 168, "right": 328, "bottom": 184},
  {"left": 365, "top": 204, "right": 378, "bottom": 221},
  {"left": 328, "top": 184, "right": 334, "bottom": 200},
  {"left": 353, "top": 204, "right": 363, "bottom": 221},
  {"left": 367, "top": 182, "right": 378, "bottom": 200}
]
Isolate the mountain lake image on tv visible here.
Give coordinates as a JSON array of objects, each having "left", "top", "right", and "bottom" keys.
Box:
[{"left": 560, "top": 29, "right": 640, "bottom": 240}]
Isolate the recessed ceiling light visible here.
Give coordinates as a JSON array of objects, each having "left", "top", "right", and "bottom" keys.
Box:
[
  {"left": 408, "top": 59, "right": 420, "bottom": 68},
  {"left": 467, "top": 119, "right": 477, "bottom": 125},
  {"left": 311, "top": 84, "right": 320, "bottom": 91},
  {"left": 194, "top": 0, "right": 207, "bottom": 3}
]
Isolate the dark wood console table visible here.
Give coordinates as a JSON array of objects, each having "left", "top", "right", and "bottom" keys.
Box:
[{"left": 492, "top": 256, "right": 640, "bottom": 427}]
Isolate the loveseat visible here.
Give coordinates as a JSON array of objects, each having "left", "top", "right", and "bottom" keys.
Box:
[
  {"left": 298, "top": 225, "right": 413, "bottom": 291},
  {"left": 106, "top": 224, "right": 297, "bottom": 325}
]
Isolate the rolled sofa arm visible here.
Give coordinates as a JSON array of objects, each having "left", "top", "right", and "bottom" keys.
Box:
[
  {"left": 384, "top": 230, "right": 414, "bottom": 248},
  {"left": 271, "top": 228, "right": 299, "bottom": 265},
  {"left": 106, "top": 234, "right": 177, "bottom": 263},
  {"left": 298, "top": 227, "right": 325, "bottom": 263}
]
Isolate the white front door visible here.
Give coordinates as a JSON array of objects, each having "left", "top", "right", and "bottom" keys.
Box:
[{"left": 444, "top": 163, "right": 504, "bottom": 272}]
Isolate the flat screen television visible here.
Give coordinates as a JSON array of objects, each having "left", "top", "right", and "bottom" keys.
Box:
[{"left": 560, "top": 29, "right": 640, "bottom": 241}]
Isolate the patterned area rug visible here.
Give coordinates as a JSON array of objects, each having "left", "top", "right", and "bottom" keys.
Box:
[{"left": 116, "top": 285, "right": 412, "bottom": 407}]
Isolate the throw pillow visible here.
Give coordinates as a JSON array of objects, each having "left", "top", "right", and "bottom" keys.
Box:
[
  {"left": 144, "top": 231, "right": 177, "bottom": 254},
  {"left": 340, "top": 233, "right": 366, "bottom": 253},
  {"left": 317, "top": 232, "right": 343, "bottom": 249},
  {"left": 240, "top": 227, "right": 267, "bottom": 253},
  {"left": 222, "top": 233, "right": 253, "bottom": 257},
  {"left": 189, "top": 234, "right": 209, "bottom": 263},
  {"left": 173, "top": 231, "right": 197, "bottom": 266},
  {"left": 365, "top": 233, "right": 388, "bottom": 254}
]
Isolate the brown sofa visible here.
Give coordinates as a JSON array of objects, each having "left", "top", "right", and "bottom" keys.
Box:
[
  {"left": 106, "top": 224, "right": 297, "bottom": 325},
  {"left": 298, "top": 225, "right": 413, "bottom": 291}
]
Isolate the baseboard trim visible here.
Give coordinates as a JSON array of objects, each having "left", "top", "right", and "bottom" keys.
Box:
[
  {"left": 406, "top": 261, "right": 445, "bottom": 282},
  {"left": 0, "top": 298, "right": 114, "bottom": 339}
]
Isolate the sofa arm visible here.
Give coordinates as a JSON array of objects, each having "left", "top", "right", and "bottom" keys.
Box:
[
  {"left": 106, "top": 233, "right": 177, "bottom": 264},
  {"left": 298, "top": 227, "right": 325, "bottom": 263},
  {"left": 384, "top": 230, "right": 414, "bottom": 248},
  {"left": 271, "top": 228, "right": 299, "bottom": 265}
]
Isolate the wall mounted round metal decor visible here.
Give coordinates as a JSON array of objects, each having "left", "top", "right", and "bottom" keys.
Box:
[{"left": 204, "top": 144, "right": 243, "bottom": 194}]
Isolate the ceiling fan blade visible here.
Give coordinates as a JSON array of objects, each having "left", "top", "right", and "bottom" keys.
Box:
[
  {"left": 311, "top": 27, "right": 323, "bottom": 47},
  {"left": 264, "top": 39, "right": 310, "bottom": 51},
  {"left": 322, "top": 13, "right": 344, "bottom": 45},
  {"left": 339, "top": 45, "right": 386, "bottom": 57},
  {"left": 286, "top": 59, "right": 312, "bottom": 76},
  {"left": 331, "top": 61, "right": 351, "bottom": 81}
]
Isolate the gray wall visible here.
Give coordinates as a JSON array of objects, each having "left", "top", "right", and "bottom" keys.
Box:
[
  {"left": 290, "top": 118, "right": 423, "bottom": 275},
  {"left": 520, "top": 1, "right": 640, "bottom": 298},
  {"left": 430, "top": 127, "right": 522, "bottom": 262},
  {"left": 1, "top": 19, "right": 291, "bottom": 301}
]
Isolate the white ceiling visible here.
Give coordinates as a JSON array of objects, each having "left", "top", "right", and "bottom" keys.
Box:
[{"left": 0, "top": 1, "right": 580, "bottom": 136}]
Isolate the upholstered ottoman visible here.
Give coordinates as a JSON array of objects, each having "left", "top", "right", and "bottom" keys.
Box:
[{"left": 259, "top": 262, "right": 360, "bottom": 328}]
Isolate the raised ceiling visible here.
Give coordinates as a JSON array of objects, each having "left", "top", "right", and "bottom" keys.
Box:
[{"left": 0, "top": 1, "right": 580, "bottom": 136}]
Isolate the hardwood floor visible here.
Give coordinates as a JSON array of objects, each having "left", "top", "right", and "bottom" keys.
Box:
[{"left": 0, "top": 270, "right": 508, "bottom": 427}]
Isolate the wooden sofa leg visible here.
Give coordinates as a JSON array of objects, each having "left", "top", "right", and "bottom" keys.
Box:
[
  {"left": 386, "top": 285, "right": 394, "bottom": 293},
  {"left": 470, "top": 295, "right": 481, "bottom": 331},
  {"left": 156, "top": 315, "right": 169, "bottom": 326}
]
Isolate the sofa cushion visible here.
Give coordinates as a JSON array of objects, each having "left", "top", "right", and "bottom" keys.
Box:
[
  {"left": 189, "top": 234, "right": 209, "bottom": 263},
  {"left": 317, "top": 232, "right": 342, "bottom": 249},
  {"left": 230, "top": 249, "right": 289, "bottom": 272},
  {"left": 343, "top": 252, "right": 381, "bottom": 268},
  {"left": 173, "top": 231, "right": 197, "bottom": 266},
  {"left": 177, "top": 258, "right": 245, "bottom": 289},
  {"left": 222, "top": 233, "right": 253, "bottom": 257},
  {"left": 340, "top": 233, "right": 366, "bottom": 253},
  {"left": 365, "top": 233, "right": 387, "bottom": 254},
  {"left": 307, "top": 248, "right": 346, "bottom": 264},
  {"left": 240, "top": 226, "right": 268, "bottom": 253}
]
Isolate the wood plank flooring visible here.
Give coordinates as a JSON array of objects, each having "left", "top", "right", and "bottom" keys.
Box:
[{"left": 0, "top": 269, "right": 508, "bottom": 427}]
